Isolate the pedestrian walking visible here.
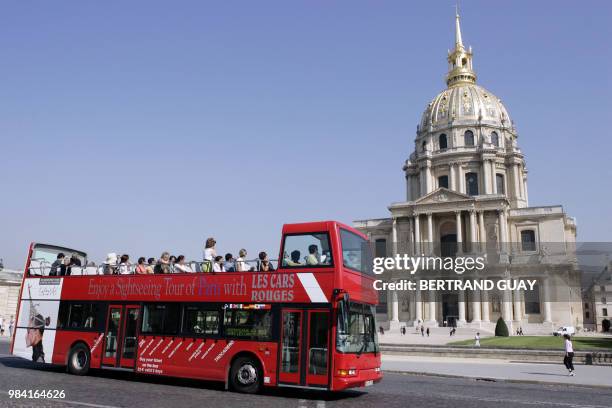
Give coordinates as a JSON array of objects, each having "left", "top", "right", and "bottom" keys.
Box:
[
  {"left": 8, "top": 316, "right": 14, "bottom": 338},
  {"left": 420, "top": 325, "right": 424, "bottom": 337},
  {"left": 474, "top": 332, "right": 480, "bottom": 347},
  {"left": 563, "top": 334, "right": 575, "bottom": 376},
  {"left": 426, "top": 327, "right": 430, "bottom": 337}
]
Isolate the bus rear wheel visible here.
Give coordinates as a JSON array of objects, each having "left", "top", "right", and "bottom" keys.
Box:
[
  {"left": 229, "top": 356, "right": 262, "bottom": 394},
  {"left": 67, "top": 344, "right": 90, "bottom": 376}
]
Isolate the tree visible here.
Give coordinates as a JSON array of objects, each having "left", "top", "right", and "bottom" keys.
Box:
[
  {"left": 495, "top": 317, "right": 509, "bottom": 337},
  {"left": 602, "top": 319, "right": 610, "bottom": 332}
]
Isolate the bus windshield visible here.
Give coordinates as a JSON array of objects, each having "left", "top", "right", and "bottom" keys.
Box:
[
  {"left": 339, "top": 228, "right": 374, "bottom": 276},
  {"left": 336, "top": 301, "right": 378, "bottom": 354}
]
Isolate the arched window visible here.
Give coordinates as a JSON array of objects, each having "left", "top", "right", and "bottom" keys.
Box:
[
  {"left": 465, "top": 172, "right": 479, "bottom": 196},
  {"left": 491, "top": 131, "right": 499, "bottom": 147},
  {"left": 439, "top": 133, "right": 448, "bottom": 150},
  {"left": 521, "top": 230, "right": 536, "bottom": 252},
  {"left": 496, "top": 174, "right": 505, "bottom": 194},
  {"left": 464, "top": 130, "right": 475, "bottom": 146},
  {"left": 422, "top": 141, "right": 427, "bottom": 152}
]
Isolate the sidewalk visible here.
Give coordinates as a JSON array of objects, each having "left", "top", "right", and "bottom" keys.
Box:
[{"left": 382, "top": 354, "right": 612, "bottom": 388}]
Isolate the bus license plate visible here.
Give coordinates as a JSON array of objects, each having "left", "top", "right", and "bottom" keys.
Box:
[{"left": 365, "top": 380, "right": 374, "bottom": 387}]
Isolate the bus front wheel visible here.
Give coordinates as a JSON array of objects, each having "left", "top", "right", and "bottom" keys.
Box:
[
  {"left": 229, "top": 356, "right": 262, "bottom": 394},
  {"left": 67, "top": 343, "right": 90, "bottom": 376}
]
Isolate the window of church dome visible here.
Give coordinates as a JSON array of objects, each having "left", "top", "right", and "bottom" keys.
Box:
[
  {"left": 461, "top": 58, "right": 467, "bottom": 66},
  {"left": 520, "top": 230, "right": 536, "bottom": 252},
  {"left": 496, "top": 174, "right": 505, "bottom": 194},
  {"left": 439, "top": 134, "right": 448, "bottom": 149},
  {"left": 491, "top": 131, "right": 500, "bottom": 147},
  {"left": 465, "top": 172, "right": 478, "bottom": 196},
  {"left": 464, "top": 130, "right": 475, "bottom": 146},
  {"left": 438, "top": 175, "right": 449, "bottom": 189}
]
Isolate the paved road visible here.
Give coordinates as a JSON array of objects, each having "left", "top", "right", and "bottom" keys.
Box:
[{"left": 1, "top": 342, "right": 611, "bottom": 408}]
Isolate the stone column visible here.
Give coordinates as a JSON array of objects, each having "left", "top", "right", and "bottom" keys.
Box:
[
  {"left": 414, "top": 214, "right": 421, "bottom": 255},
  {"left": 458, "top": 164, "right": 465, "bottom": 194},
  {"left": 427, "top": 212, "right": 434, "bottom": 255},
  {"left": 502, "top": 287, "right": 513, "bottom": 324},
  {"left": 471, "top": 289, "right": 482, "bottom": 322},
  {"left": 523, "top": 176, "right": 529, "bottom": 205},
  {"left": 513, "top": 286, "right": 522, "bottom": 322},
  {"left": 414, "top": 286, "right": 423, "bottom": 324},
  {"left": 498, "top": 210, "right": 508, "bottom": 253},
  {"left": 392, "top": 217, "right": 398, "bottom": 256},
  {"left": 543, "top": 277, "right": 552, "bottom": 323},
  {"left": 469, "top": 210, "right": 477, "bottom": 253},
  {"left": 428, "top": 290, "right": 437, "bottom": 324},
  {"left": 481, "top": 289, "right": 490, "bottom": 322},
  {"left": 513, "top": 164, "right": 521, "bottom": 200},
  {"left": 449, "top": 163, "right": 456, "bottom": 191},
  {"left": 386, "top": 287, "right": 393, "bottom": 320},
  {"left": 425, "top": 164, "right": 432, "bottom": 195},
  {"left": 458, "top": 288, "right": 466, "bottom": 323},
  {"left": 455, "top": 210, "right": 463, "bottom": 254},
  {"left": 490, "top": 160, "right": 497, "bottom": 194},
  {"left": 408, "top": 217, "right": 414, "bottom": 256},
  {"left": 391, "top": 288, "right": 399, "bottom": 323},
  {"left": 483, "top": 159, "right": 491, "bottom": 195},
  {"left": 478, "top": 211, "right": 486, "bottom": 253},
  {"left": 406, "top": 175, "right": 412, "bottom": 201}
]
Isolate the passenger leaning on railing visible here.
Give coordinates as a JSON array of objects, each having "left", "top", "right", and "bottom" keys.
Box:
[
  {"left": 224, "top": 253, "right": 235, "bottom": 272},
  {"left": 154, "top": 252, "right": 172, "bottom": 274},
  {"left": 118, "top": 254, "right": 131, "bottom": 275},
  {"left": 145, "top": 258, "right": 155, "bottom": 274},
  {"left": 236, "top": 249, "right": 253, "bottom": 272},
  {"left": 258, "top": 252, "right": 275, "bottom": 272},
  {"left": 174, "top": 255, "right": 193, "bottom": 273},
  {"left": 103, "top": 253, "right": 118, "bottom": 275},
  {"left": 66, "top": 253, "right": 81, "bottom": 276},
  {"left": 135, "top": 257, "right": 148, "bottom": 274},
  {"left": 213, "top": 256, "right": 224, "bottom": 272},
  {"left": 49, "top": 253, "right": 66, "bottom": 276}
]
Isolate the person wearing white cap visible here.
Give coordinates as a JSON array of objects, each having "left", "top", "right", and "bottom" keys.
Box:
[{"left": 104, "top": 253, "right": 118, "bottom": 275}]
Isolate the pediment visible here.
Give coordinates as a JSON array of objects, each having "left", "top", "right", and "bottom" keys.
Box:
[{"left": 414, "top": 188, "right": 473, "bottom": 205}]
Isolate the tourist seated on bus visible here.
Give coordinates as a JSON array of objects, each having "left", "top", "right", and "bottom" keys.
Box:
[
  {"left": 305, "top": 244, "right": 321, "bottom": 266},
  {"left": 145, "top": 258, "right": 155, "bottom": 274},
  {"left": 174, "top": 255, "right": 193, "bottom": 273},
  {"left": 284, "top": 250, "right": 302, "bottom": 266},
  {"left": 236, "top": 249, "right": 253, "bottom": 272},
  {"left": 49, "top": 253, "right": 66, "bottom": 276},
  {"left": 154, "top": 252, "right": 171, "bottom": 274},
  {"left": 135, "top": 257, "right": 147, "bottom": 274},
  {"left": 103, "top": 253, "right": 118, "bottom": 275},
  {"left": 213, "top": 255, "right": 224, "bottom": 272},
  {"left": 258, "top": 252, "right": 275, "bottom": 272},
  {"left": 204, "top": 237, "right": 217, "bottom": 262},
  {"left": 66, "top": 253, "right": 82, "bottom": 275},
  {"left": 224, "top": 253, "right": 235, "bottom": 272},
  {"left": 118, "top": 254, "right": 131, "bottom": 274}
]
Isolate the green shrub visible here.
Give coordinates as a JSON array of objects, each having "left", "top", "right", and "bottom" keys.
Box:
[{"left": 495, "top": 317, "right": 509, "bottom": 337}]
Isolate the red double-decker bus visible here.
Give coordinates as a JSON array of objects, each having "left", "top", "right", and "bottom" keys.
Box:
[{"left": 11, "top": 221, "right": 381, "bottom": 393}]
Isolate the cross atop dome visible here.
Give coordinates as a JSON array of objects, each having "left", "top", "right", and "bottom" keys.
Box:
[{"left": 446, "top": 10, "right": 476, "bottom": 87}]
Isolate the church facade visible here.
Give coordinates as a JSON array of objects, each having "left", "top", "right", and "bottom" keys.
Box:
[{"left": 354, "top": 13, "right": 583, "bottom": 333}]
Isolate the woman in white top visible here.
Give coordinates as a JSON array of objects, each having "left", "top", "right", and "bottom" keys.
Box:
[
  {"left": 212, "top": 256, "right": 224, "bottom": 272},
  {"left": 563, "top": 334, "right": 575, "bottom": 376},
  {"left": 204, "top": 237, "right": 217, "bottom": 261},
  {"left": 236, "top": 248, "right": 251, "bottom": 272},
  {"left": 118, "top": 254, "right": 132, "bottom": 274},
  {"left": 174, "top": 255, "right": 194, "bottom": 273}
]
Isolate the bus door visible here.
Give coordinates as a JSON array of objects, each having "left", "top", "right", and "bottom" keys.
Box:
[
  {"left": 102, "top": 305, "right": 140, "bottom": 368},
  {"left": 279, "top": 308, "right": 330, "bottom": 387}
]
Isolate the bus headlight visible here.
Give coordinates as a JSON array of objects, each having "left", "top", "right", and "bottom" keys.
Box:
[
  {"left": 374, "top": 367, "right": 381, "bottom": 373},
  {"left": 337, "top": 368, "right": 357, "bottom": 377}
]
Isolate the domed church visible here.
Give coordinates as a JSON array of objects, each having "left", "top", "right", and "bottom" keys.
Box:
[{"left": 354, "top": 12, "right": 583, "bottom": 333}]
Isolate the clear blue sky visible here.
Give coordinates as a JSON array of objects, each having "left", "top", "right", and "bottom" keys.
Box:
[{"left": 1, "top": 1, "right": 610, "bottom": 269}]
